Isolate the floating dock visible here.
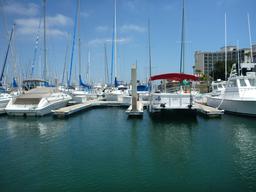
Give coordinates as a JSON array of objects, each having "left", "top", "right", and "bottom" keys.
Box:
[
  {"left": 52, "top": 100, "right": 130, "bottom": 118},
  {"left": 195, "top": 102, "right": 224, "bottom": 117},
  {"left": 126, "top": 101, "right": 144, "bottom": 117}
]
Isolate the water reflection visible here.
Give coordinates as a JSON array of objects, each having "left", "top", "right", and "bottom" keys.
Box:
[
  {"left": 5, "top": 116, "right": 67, "bottom": 140},
  {"left": 227, "top": 116, "right": 256, "bottom": 189}
]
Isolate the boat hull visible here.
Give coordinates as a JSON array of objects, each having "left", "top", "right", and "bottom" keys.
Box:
[
  {"left": 6, "top": 99, "right": 70, "bottom": 116},
  {"left": 0, "top": 98, "right": 10, "bottom": 108},
  {"left": 207, "top": 96, "right": 256, "bottom": 116}
]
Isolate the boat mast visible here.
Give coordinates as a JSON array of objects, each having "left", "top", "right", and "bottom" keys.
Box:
[
  {"left": 87, "top": 48, "right": 91, "bottom": 83},
  {"left": 78, "top": 0, "right": 82, "bottom": 87},
  {"left": 114, "top": 0, "right": 117, "bottom": 81},
  {"left": 148, "top": 18, "right": 152, "bottom": 90},
  {"left": 179, "top": 0, "right": 185, "bottom": 73},
  {"left": 0, "top": 24, "right": 15, "bottom": 86},
  {"left": 247, "top": 13, "right": 253, "bottom": 63},
  {"left": 43, "top": 0, "right": 47, "bottom": 81},
  {"left": 224, "top": 12, "right": 227, "bottom": 80},
  {"left": 68, "top": 0, "right": 79, "bottom": 87},
  {"left": 104, "top": 43, "right": 109, "bottom": 84}
]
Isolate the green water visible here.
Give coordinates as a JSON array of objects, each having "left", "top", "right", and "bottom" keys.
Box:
[{"left": 0, "top": 108, "right": 256, "bottom": 191}]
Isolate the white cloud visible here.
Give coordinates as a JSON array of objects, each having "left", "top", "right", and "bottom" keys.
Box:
[
  {"left": 2, "top": 1, "right": 39, "bottom": 16},
  {"left": 89, "top": 37, "right": 131, "bottom": 46},
  {"left": 81, "top": 10, "right": 90, "bottom": 18},
  {"left": 15, "top": 14, "right": 72, "bottom": 37},
  {"left": 95, "top": 25, "right": 109, "bottom": 32},
  {"left": 120, "top": 24, "right": 146, "bottom": 33},
  {"left": 47, "top": 14, "right": 73, "bottom": 27}
]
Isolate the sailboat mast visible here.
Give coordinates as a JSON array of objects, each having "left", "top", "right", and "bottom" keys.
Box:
[
  {"left": 43, "top": 0, "right": 47, "bottom": 81},
  {"left": 0, "top": 24, "right": 15, "bottom": 85},
  {"left": 68, "top": 1, "right": 79, "bottom": 87},
  {"left": 87, "top": 48, "right": 91, "bottom": 83},
  {"left": 78, "top": 0, "right": 81, "bottom": 78},
  {"left": 225, "top": 13, "right": 227, "bottom": 80},
  {"left": 247, "top": 13, "right": 253, "bottom": 63},
  {"left": 114, "top": 0, "right": 117, "bottom": 80},
  {"left": 148, "top": 19, "right": 152, "bottom": 90},
  {"left": 179, "top": 0, "right": 185, "bottom": 73},
  {"left": 104, "top": 43, "right": 109, "bottom": 84}
]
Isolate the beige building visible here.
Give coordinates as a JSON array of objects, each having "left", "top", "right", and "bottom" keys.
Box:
[{"left": 194, "top": 45, "right": 256, "bottom": 76}]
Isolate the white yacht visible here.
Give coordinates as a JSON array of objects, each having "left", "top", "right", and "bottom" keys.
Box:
[
  {"left": 71, "top": 89, "right": 98, "bottom": 103},
  {"left": 0, "top": 93, "right": 12, "bottom": 109},
  {"left": 104, "top": 85, "right": 131, "bottom": 104},
  {"left": 207, "top": 62, "right": 256, "bottom": 116},
  {"left": 137, "top": 84, "right": 150, "bottom": 101},
  {"left": 149, "top": 73, "right": 198, "bottom": 114},
  {"left": 5, "top": 85, "right": 71, "bottom": 116}
]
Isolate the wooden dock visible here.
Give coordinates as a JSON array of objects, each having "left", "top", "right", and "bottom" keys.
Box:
[
  {"left": 195, "top": 103, "right": 224, "bottom": 117},
  {"left": 52, "top": 100, "right": 130, "bottom": 118}
]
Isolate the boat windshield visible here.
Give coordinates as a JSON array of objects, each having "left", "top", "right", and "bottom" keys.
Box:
[
  {"left": 228, "top": 80, "right": 237, "bottom": 87},
  {"left": 248, "top": 79, "right": 256, "bottom": 87},
  {"left": 22, "top": 80, "right": 47, "bottom": 90},
  {"left": 239, "top": 79, "right": 247, "bottom": 87},
  {"left": 218, "top": 84, "right": 223, "bottom": 88}
]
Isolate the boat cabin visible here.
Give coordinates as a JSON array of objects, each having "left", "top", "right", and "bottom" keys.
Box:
[{"left": 22, "top": 79, "right": 49, "bottom": 91}]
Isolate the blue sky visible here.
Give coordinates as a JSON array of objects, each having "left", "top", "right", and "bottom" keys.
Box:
[{"left": 0, "top": 0, "right": 255, "bottom": 84}]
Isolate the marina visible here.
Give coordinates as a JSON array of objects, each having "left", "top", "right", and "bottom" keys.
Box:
[{"left": 0, "top": 0, "right": 256, "bottom": 191}]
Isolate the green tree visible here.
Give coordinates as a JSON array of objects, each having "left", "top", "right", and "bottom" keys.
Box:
[{"left": 212, "top": 60, "right": 235, "bottom": 81}]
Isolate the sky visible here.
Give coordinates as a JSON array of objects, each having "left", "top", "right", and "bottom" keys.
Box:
[{"left": 0, "top": 0, "right": 255, "bottom": 85}]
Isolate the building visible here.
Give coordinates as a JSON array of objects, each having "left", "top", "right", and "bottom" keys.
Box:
[{"left": 194, "top": 45, "right": 256, "bottom": 76}]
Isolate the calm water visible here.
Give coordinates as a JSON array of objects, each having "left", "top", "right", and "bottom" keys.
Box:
[{"left": 0, "top": 108, "right": 256, "bottom": 192}]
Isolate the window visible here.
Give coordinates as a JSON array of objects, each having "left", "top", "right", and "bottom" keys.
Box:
[
  {"left": 248, "top": 79, "right": 256, "bottom": 87},
  {"left": 228, "top": 80, "right": 237, "bottom": 87},
  {"left": 239, "top": 79, "right": 247, "bottom": 87},
  {"left": 218, "top": 84, "right": 223, "bottom": 88}
]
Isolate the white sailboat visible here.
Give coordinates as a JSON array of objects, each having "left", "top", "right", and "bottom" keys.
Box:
[
  {"left": 0, "top": 24, "right": 16, "bottom": 110},
  {"left": 104, "top": 0, "right": 131, "bottom": 104}
]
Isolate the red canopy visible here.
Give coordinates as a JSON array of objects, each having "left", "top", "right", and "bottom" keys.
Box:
[{"left": 150, "top": 73, "right": 198, "bottom": 82}]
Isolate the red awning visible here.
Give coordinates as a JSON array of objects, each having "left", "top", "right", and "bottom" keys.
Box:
[{"left": 149, "top": 73, "right": 198, "bottom": 82}]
